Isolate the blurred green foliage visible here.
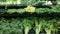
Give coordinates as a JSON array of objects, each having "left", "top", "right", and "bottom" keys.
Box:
[
  {"left": 0, "top": 18, "right": 23, "bottom": 34},
  {"left": 0, "top": 17, "right": 60, "bottom": 34},
  {"left": 0, "top": 0, "right": 6, "bottom": 2}
]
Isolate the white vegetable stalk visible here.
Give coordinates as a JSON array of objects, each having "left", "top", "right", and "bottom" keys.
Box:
[
  {"left": 23, "top": 18, "right": 32, "bottom": 34},
  {"left": 35, "top": 30, "right": 40, "bottom": 34},
  {"left": 35, "top": 25, "right": 41, "bottom": 34},
  {"left": 6, "top": 0, "right": 12, "bottom": 4},
  {"left": 44, "top": 19, "right": 54, "bottom": 34},
  {"left": 45, "top": 29, "right": 51, "bottom": 34},
  {"left": 34, "top": 18, "right": 42, "bottom": 34},
  {"left": 24, "top": 27, "right": 31, "bottom": 34},
  {"left": 17, "top": 0, "right": 21, "bottom": 4}
]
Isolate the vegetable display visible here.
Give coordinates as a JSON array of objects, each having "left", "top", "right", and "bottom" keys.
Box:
[
  {"left": 0, "top": 0, "right": 60, "bottom": 34},
  {"left": 23, "top": 17, "right": 34, "bottom": 34},
  {"left": 0, "top": 6, "right": 60, "bottom": 14},
  {"left": 0, "top": 17, "right": 60, "bottom": 34},
  {"left": 33, "top": 18, "right": 42, "bottom": 34}
]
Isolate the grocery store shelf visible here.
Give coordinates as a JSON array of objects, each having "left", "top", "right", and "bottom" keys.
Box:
[
  {"left": 0, "top": 4, "right": 52, "bottom": 9},
  {"left": 0, "top": 5, "right": 26, "bottom": 9},
  {"left": 0, "top": 12, "right": 60, "bottom": 18}
]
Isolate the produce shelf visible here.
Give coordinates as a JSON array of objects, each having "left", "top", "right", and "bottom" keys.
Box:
[
  {"left": 0, "top": 5, "right": 52, "bottom": 9},
  {"left": 0, "top": 12, "right": 60, "bottom": 18}
]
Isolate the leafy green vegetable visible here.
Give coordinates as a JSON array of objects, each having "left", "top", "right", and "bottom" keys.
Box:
[
  {"left": 34, "top": 18, "right": 42, "bottom": 34},
  {"left": 23, "top": 17, "right": 34, "bottom": 34},
  {"left": 17, "top": 9, "right": 25, "bottom": 14},
  {"left": 44, "top": 18, "right": 58, "bottom": 34},
  {"left": 7, "top": 9, "right": 17, "bottom": 14}
]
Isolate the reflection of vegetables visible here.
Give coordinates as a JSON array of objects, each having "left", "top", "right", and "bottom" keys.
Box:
[
  {"left": 25, "top": 5, "right": 35, "bottom": 13},
  {"left": 23, "top": 17, "right": 34, "bottom": 34},
  {"left": 45, "top": 23, "right": 53, "bottom": 34}
]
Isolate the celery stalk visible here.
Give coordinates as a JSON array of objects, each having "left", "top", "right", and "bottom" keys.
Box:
[
  {"left": 35, "top": 25, "right": 41, "bottom": 34},
  {"left": 34, "top": 18, "right": 42, "bottom": 34},
  {"left": 23, "top": 17, "right": 34, "bottom": 34},
  {"left": 45, "top": 29, "right": 51, "bottom": 34},
  {"left": 24, "top": 27, "right": 31, "bottom": 34}
]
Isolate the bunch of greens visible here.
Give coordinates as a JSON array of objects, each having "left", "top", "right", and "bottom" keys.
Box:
[
  {"left": 33, "top": 18, "right": 42, "bottom": 34},
  {"left": 0, "top": 17, "right": 60, "bottom": 34},
  {"left": 33, "top": 18, "right": 58, "bottom": 34},
  {"left": 35, "top": 5, "right": 60, "bottom": 13},
  {"left": 7, "top": 9, "right": 17, "bottom": 14},
  {"left": 43, "top": 18, "right": 58, "bottom": 34},
  {"left": 51, "top": 5, "right": 60, "bottom": 12},
  {"left": 35, "top": 8, "right": 51, "bottom": 14},
  {"left": 17, "top": 9, "right": 25, "bottom": 14},
  {"left": 7, "top": 9, "right": 25, "bottom": 14},
  {"left": 23, "top": 17, "right": 34, "bottom": 34},
  {"left": 55, "top": 18, "right": 60, "bottom": 29}
]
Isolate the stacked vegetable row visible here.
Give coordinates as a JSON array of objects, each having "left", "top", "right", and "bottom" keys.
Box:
[
  {"left": 0, "top": 5, "right": 60, "bottom": 14},
  {"left": 0, "top": 17, "right": 60, "bottom": 34},
  {"left": 0, "top": 0, "right": 52, "bottom": 5}
]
